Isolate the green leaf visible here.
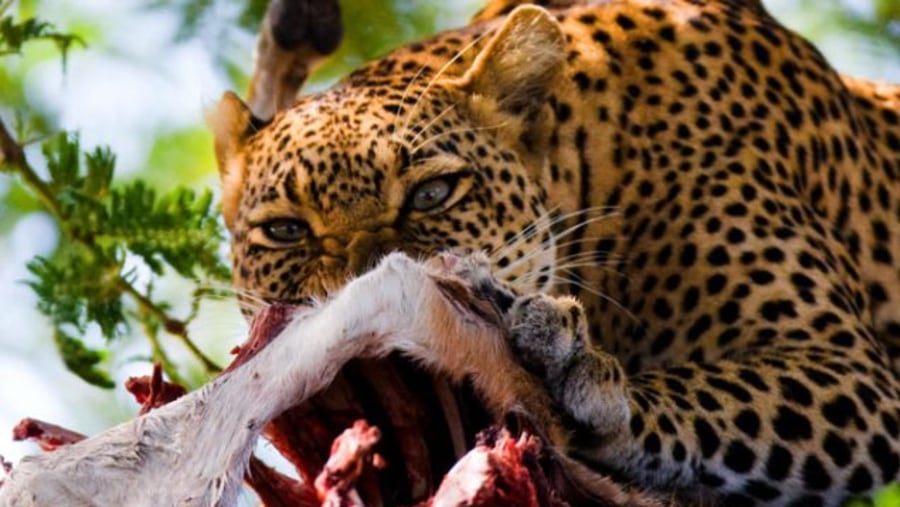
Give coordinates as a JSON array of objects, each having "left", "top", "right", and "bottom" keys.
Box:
[
  {"left": 42, "top": 132, "right": 81, "bottom": 196},
  {"left": 98, "top": 182, "right": 229, "bottom": 280},
  {"left": 0, "top": 181, "right": 42, "bottom": 232},
  {"left": 27, "top": 245, "right": 128, "bottom": 339},
  {"left": 846, "top": 482, "right": 900, "bottom": 507},
  {"left": 83, "top": 146, "right": 115, "bottom": 198},
  {"left": 874, "top": 482, "right": 900, "bottom": 507},
  {"left": 53, "top": 329, "right": 114, "bottom": 388},
  {"left": 237, "top": 0, "right": 267, "bottom": 31},
  {"left": 0, "top": 10, "right": 83, "bottom": 64},
  {"left": 876, "top": 0, "right": 900, "bottom": 23}
]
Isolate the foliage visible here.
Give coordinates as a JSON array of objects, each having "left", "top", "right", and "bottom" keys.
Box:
[
  {"left": 147, "top": 0, "right": 458, "bottom": 89},
  {"left": 783, "top": 0, "right": 899, "bottom": 60},
  {"left": 151, "top": 0, "right": 267, "bottom": 36},
  {"left": 847, "top": 482, "right": 900, "bottom": 507},
  {"left": 0, "top": 4, "right": 228, "bottom": 388},
  {"left": 0, "top": 0, "right": 81, "bottom": 60}
]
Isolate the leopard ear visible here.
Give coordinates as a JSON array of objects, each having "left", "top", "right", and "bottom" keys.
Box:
[
  {"left": 207, "top": 91, "right": 268, "bottom": 230},
  {"left": 457, "top": 5, "right": 565, "bottom": 117}
]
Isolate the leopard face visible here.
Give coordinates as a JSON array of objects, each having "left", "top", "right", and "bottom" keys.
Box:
[
  {"left": 208, "top": 13, "right": 560, "bottom": 301},
  {"left": 216, "top": 76, "right": 560, "bottom": 304},
  {"left": 211, "top": 1, "right": 900, "bottom": 504}
]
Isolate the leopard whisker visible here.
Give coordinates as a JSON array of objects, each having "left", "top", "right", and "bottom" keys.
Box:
[
  {"left": 544, "top": 274, "right": 645, "bottom": 329},
  {"left": 399, "top": 31, "right": 489, "bottom": 141},
  {"left": 234, "top": 299, "right": 267, "bottom": 313},
  {"left": 193, "top": 282, "right": 271, "bottom": 307},
  {"left": 553, "top": 256, "right": 625, "bottom": 272},
  {"left": 517, "top": 252, "right": 626, "bottom": 278},
  {"left": 546, "top": 243, "right": 625, "bottom": 262},
  {"left": 489, "top": 205, "right": 615, "bottom": 263},
  {"left": 514, "top": 260, "right": 628, "bottom": 288},
  {"left": 406, "top": 103, "right": 458, "bottom": 152},
  {"left": 549, "top": 211, "right": 619, "bottom": 245},
  {"left": 553, "top": 262, "right": 629, "bottom": 280},
  {"left": 550, "top": 256, "right": 625, "bottom": 270},
  {"left": 513, "top": 235, "right": 623, "bottom": 262},
  {"left": 488, "top": 208, "right": 558, "bottom": 262},
  {"left": 494, "top": 212, "right": 618, "bottom": 277},
  {"left": 409, "top": 120, "right": 512, "bottom": 156},
  {"left": 390, "top": 63, "right": 433, "bottom": 145}
]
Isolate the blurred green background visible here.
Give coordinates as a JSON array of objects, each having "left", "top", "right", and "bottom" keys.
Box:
[{"left": 0, "top": 0, "right": 899, "bottom": 504}]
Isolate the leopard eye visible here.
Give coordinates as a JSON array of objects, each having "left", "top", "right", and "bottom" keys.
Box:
[
  {"left": 409, "top": 176, "right": 456, "bottom": 212},
  {"left": 261, "top": 218, "right": 308, "bottom": 244}
]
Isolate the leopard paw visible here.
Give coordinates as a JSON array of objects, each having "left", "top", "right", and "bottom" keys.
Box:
[{"left": 506, "top": 293, "right": 587, "bottom": 380}]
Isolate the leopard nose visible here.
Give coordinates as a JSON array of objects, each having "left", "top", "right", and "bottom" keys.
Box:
[
  {"left": 346, "top": 229, "right": 399, "bottom": 274},
  {"left": 321, "top": 237, "right": 345, "bottom": 256}
]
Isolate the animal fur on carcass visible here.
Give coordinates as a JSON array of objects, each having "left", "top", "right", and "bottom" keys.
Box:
[{"left": 0, "top": 253, "right": 661, "bottom": 507}]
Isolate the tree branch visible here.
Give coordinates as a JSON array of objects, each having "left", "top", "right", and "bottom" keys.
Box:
[
  {"left": 119, "top": 279, "right": 221, "bottom": 374},
  {"left": 2, "top": 114, "right": 221, "bottom": 380},
  {"left": 139, "top": 319, "right": 190, "bottom": 388},
  {"left": 0, "top": 117, "right": 64, "bottom": 219}
]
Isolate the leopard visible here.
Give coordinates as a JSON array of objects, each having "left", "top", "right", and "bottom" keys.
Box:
[{"left": 208, "top": 0, "right": 900, "bottom": 505}]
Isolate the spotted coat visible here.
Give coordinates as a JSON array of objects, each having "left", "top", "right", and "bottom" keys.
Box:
[{"left": 210, "top": 1, "right": 900, "bottom": 505}]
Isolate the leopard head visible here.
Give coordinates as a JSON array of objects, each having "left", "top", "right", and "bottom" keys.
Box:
[{"left": 209, "top": 6, "right": 567, "bottom": 306}]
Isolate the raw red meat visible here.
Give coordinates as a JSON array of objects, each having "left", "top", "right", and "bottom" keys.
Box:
[
  {"left": 426, "top": 429, "right": 550, "bottom": 507},
  {"left": 314, "top": 419, "right": 385, "bottom": 507},
  {"left": 125, "top": 363, "right": 187, "bottom": 414},
  {"left": 246, "top": 455, "right": 319, "bottom": 507},
  {"left": 11, "top": 419, "right": 86, "bottom": 451}
]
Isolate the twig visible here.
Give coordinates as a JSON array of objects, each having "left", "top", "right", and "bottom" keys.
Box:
[
  {"left": 138, "top": 318, "right": 190, "bottom": 388},
  {"left": 120, "top": 280, "right": 221, "bottom": 374},
  {"left": 0, "top": 117, "right": 64, "bottom": 219}
]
